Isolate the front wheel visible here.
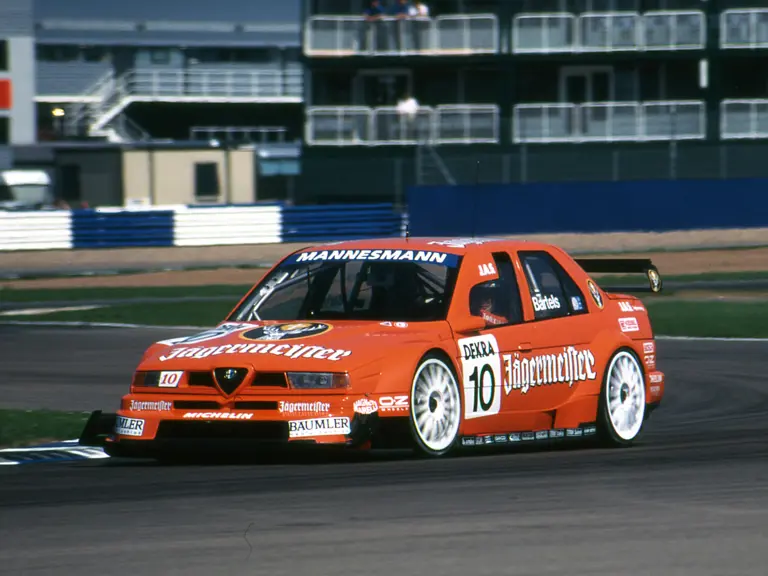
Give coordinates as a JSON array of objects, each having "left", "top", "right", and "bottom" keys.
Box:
[
  {"left": 598, "top": 349, "right": 647, "bottom": 446},
  {"left": 409, "top": 353, "right": 462, "bottom": 457}
]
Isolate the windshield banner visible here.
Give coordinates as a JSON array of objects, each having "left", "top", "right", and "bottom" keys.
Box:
[{"left": 286, "top": 249, "right": 460, "bottom": 267}]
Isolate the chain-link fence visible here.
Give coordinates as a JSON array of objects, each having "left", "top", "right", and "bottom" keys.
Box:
[{"left": 297, "top": 141, "right": 768, "bottom": 206}]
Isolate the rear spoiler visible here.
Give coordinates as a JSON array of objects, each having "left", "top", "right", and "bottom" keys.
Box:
[{"left": 575, "top": 258, "right": 662, "bottom": 294}]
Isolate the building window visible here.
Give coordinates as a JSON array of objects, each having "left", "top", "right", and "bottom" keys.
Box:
[
  {"left": 149, "top": 49, "right": 171, "bottom": 65},
  {"left": 0, "top": 40, "right": 7, "bottom": 71},
  {"left": 59, "top": 164, "right": 81, "bottom": 202},
  {"left": 36, "top": 45, "right": 80, "bottom": 62},
  {"left": 0, "top": 117, "right": 9, "bottom": 144},
  {"left": 194, "top": 162, "right": 220, "bottom": 199},
  {"left": 82, "top": 46, "right": 108, "bottom": 62}
]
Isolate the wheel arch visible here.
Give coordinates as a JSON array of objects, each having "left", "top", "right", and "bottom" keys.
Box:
[{"left": 371, "top": 342, "right": 460, "bottom": 395}]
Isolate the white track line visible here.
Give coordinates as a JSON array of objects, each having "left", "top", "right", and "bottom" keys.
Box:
[
  {"left": 656, "top": 335, "right": 768, "bottom": 342},
  {"left": 4, "top": 320, "right": 768, "bottom": 342},
  {"left": 0, "top": 320, "right": 207, "bottom": 330}
]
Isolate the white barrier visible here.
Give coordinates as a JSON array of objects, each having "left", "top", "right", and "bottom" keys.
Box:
[
  {"left": 172, "top": 206, "right": 282, "bottom": 247},
  {"left": 0, "top": 212, "right": 73, "bottom": 250},
  {"left": 0, "top": 203, "right": 402, "bottom": 251}
]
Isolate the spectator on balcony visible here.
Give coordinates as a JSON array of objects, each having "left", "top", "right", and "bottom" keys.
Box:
[
  {"left": 412, "top": 2, "right": 429, "bottom": 17},
  {"left": 391, "top": 0, "right": 424, "bottom": 52},
  {"left": 360, "top": 0, "right": 386, "bottom": 52},
  {"left": 392, "top": 0, "right": 412, "bottom": 19},
  {"left": 407, "top": 0, "right": 430, "bottom": 50},
  {"left": 397, "top": 94, "right": 426, "bottom": 142},
  {"left": 364, "top": 0, "right": 385, "bottom": 20}
]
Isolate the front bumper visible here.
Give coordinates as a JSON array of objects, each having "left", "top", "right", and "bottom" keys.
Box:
[
  {"left": 78, "top": 397, "right": 390, "bottom": 457},
  {"left": 646, "top": 369, "right": 665, "bottom": 404}
]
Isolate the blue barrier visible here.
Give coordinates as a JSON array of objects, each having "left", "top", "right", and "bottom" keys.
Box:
[
  {"left": 281, "top": 204, "right": 404, "bottom": 242},
  {"left": 1, "top": 203, "right": 407, "bottom": 251},
  {"left": 406, "top": 178, "right": 768, "bottom": 236},
  {"left": 71, "top": 210, "right": 175, "bottom": 248}
]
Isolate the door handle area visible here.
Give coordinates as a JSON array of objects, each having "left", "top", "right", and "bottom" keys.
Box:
[{"left": 518, "top": 342, "right": 532, "bottom": 352}]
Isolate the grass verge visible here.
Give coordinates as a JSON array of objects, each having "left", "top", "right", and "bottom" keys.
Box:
[
  {"left": 3, "top": 297, "right": 768, "bottom": 338},
  {"left": 0, "top": 284, "right": 254, "bottom": 304},
  {"left": 2, "top": 300, "right": 237, "bottom": 326},
  {"left": 0, "top": 409, "right": 91, "bottom": 449},
  {"left": 644, "top": 300, "right": 768, "bottom": 338},
  {"left": 593, "top": 270, "right": 768, "bottom": 286},
  {"left": 2, "top": 271, "right": 768, "bottom": 306}
]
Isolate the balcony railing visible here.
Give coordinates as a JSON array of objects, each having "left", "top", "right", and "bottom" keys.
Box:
[
  {"left": 513, "top": 101, "right": 705, "bottom": 143},
  {"left": 190, "top": 126, "right": 291, "bottom": 143},
  {"left": 512, "top": 13, "right": 576, "bottom": 53},
  {"left": 643, "top": 11, "right": 706, "bottom": 51},
  {"left": 305, "top": 104, "right": 499, "bottom": 146},
  {"left": 512, "top": 10, "right": 705, "bottom": 53},
  {"left": 303, "top": 14, "right": 498, "bottom": 56},
  {"left": 115, "top": 68, "right": 303, "bottom": 101},
  {"left": 721, "top": 100, "right": 768, "bottom": 139},
  {"left": 580, "top": 12, "right": 641, "bottom": 52},
  {"left": 720, "top": 9, "right": 768, "bottom": 49}
]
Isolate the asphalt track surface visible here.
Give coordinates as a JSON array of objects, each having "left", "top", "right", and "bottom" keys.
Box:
[{"left": 2, "top": 327, "right": 768, "bottom": 575}]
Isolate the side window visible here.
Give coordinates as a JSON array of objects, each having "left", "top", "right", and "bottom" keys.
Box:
[
  {"left": 469, "top": 252, "right": 523, "bottom": 328},
  {"left": 519, "top": 251, "right": 588, "bottom": 321}
]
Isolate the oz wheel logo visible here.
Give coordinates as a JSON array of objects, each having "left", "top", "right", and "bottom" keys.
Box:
[{"left": 379, "top": 395, "right": 409, "bottom": 411}]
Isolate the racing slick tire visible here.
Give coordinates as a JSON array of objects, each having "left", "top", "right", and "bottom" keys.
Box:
[
  {"left": 408, "top": 352, "right": 462, "bottom": 457},
  {"left": 597, "top": 348, "right": 647, "bottom": 447}
]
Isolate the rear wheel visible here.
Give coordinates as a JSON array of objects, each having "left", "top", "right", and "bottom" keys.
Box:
[
  {"left": 409, "top": 354, "right": 462, "bottom": 457},
  {"left": 598, "top": 349, "right": 646, "bottom": 446}
]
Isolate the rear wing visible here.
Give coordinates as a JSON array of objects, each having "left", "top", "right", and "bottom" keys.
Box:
[{"left": 575, "top": 258, "right": 662, "bottom": 294}]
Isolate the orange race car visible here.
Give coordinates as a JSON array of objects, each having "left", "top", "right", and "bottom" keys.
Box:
[{"left": 80, "top": 237, "right": 665, "bottom": 459}]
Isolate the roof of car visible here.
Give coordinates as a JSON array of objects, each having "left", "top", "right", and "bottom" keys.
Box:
[{"left": 292, "top": 237, "right": 553, "bottom": 255}]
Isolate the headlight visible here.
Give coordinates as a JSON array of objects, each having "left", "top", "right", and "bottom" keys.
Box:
[{"left": 286, "top": 372, "right": 349, "bottom": 389}]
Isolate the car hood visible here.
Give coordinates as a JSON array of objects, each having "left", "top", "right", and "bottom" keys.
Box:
[{"left": 139, "top": 320, "right": 450, "bottom": 373}]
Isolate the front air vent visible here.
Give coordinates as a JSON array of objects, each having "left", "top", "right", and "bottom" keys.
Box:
[
  {"left": 187, "top": 371, "right": 216, "bottom": 388},
  {"left": 251, "top": 372, "right": 288, "bottom": 388},
  {"left": 213, "top": 367, "right": 249, "bottom": 395},
  {"left": 156, "top": 420, "right": 288, "bottom": 441}
]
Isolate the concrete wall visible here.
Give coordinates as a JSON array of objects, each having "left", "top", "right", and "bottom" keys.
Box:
[
  {"left": 7, "top": 37, "right": 35, "bottom": 144},
  {"left": 122, "top": 149, "right": 256, "bottom": 205}
]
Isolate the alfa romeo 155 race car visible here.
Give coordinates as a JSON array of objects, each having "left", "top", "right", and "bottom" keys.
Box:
[{"left": 80, "top": 237, "right": 665, "bottom": 459}]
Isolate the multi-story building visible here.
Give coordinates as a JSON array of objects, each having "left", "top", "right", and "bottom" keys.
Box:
[
  {"left": 0, "top": 0, "right": 306, "bottom": 205},
  {"left": 0, "top": 0, "right": 35, "bottom": 154},
  {"left": 33, "top": 0, "right": 303, "bottom": 144},
  {"left": 299, "top": 0, "right": 768, "bottom": 204}
]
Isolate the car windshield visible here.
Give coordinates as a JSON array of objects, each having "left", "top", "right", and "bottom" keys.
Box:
[{"left": 229, "top": 250, "right": 462, "bottom": 322}]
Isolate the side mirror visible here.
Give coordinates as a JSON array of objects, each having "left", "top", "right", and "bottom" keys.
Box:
[{"left": 452, "top": 315, "right": 486, "bottom": 335}]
